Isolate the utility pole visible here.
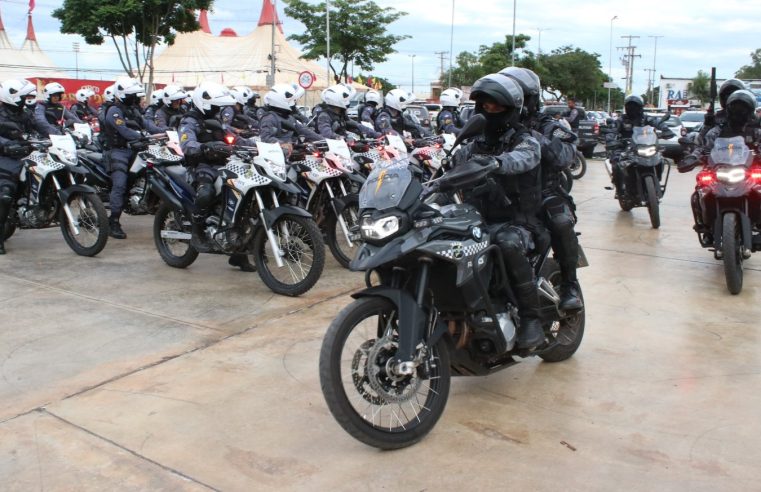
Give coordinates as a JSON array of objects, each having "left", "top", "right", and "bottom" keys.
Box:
[
  {"left": 618, "top": 35, "right": 640, "bottom": 95},
  {"left": 435, "top": 51, "right": 448, "bottom": 82},
  {"left": 409, "top": 54, "right": 416, "bottom": 94},
  {"left": 535, "top": 27, "right": 550, "bottom": 55},
  {"left": 326, "top": 0, "right": 331, "bottom": 84},
  {"left": 72, "top": 42, "right": 80, "bottom": 79},
  {"left": 511, "top": 0, "right": 517, "bottom": 66},
  {"left": 607, "top": 15, "right": 617, "bottom": 113},
  {"left": 448, "top": 0, "right": 454, "bottom": 87},
  {"left": 644, "top": 68, "right": 655, "bottom": 104},
  {"left": 268, "top": 0, "right": 276, "bottom": 87},
  {"left": 649, "top": 35, "right": 663, "bottom": 107}
]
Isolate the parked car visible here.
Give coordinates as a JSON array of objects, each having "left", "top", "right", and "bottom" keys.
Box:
[
  {"left": 542, "top": 104, "right": 599, "bottom": 158},
  {"left": 459, "top": 101, "right": 476, "bottom": 122},
  {"left": 678, "top": 111, "right": 706, "bottom": 134},
  {"left": 647, "top": 112, "right": 684, "bottom": 162},
  {"left": 404, "top": 105, "right": 433, "bottom": 132},
  {"left": 424, "top": 103, "right": 443, "bottom": 128}
]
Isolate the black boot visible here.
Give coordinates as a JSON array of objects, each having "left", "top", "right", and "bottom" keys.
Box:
[
  {"left": 229, "top": 254, "right": 256, "bottom": 272},
  {"left": 109, "top": 216, "right": 126, "bottom": 239},
  {"left": 0, "top": 235, "right": 5, "bottom": 255},
  {"left": 190, "top": 214, "right": 212, "bottom": 253},
  {"left": 515, "top": 281, "right": 545, "bottom": 349},
  {"left": 559, "top": 281, "right": 584, "bottom": 311}
]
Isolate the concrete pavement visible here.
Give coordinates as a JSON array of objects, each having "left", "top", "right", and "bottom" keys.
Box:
[{"left": 1, "top": 160, "right": 760, "bottom": 491}]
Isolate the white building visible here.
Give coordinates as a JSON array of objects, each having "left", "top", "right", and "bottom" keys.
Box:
[{"left": 659, "top": 76, "right": 761, "bottom": 110}]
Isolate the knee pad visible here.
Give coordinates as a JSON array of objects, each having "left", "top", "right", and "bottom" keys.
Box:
[
  {"left": 549, "top": 212, "right": 575, "bottom": 233},
  {"left": 496, "top": 230, "right": 525, "bottom": 257},
  {"left": 195, "top": 182, "right": 215, "bottom": 210}
]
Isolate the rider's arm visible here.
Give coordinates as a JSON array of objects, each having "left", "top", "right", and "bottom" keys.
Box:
[
  {"left": 316, "top": 112, "right": 340, "bottom": 139},
  {"left": 63, "top": 107, "right": 82, "bottom": 125},
  {"left": 494, "top": 134, "right": 542, "bottom": 175},
  {"left": 107, "top": 107, "right": 143, "bottom": 142},
  {"left": 374, "top": 112, "right": 399, "bottom": 136},
  {"left": 178, "top": 120, "right": 203, "bottom": 161},
  {"left": 258, "top": 113, "right": 281, "bottom": 144},
  {"left": 33, "top": 103, "right": 61, "bottom": 137},
  {"left": 295, "top": 120, "right": 322, "bottom": 142},
  {"left": 347, "top": 118, "right": 380, "bottom": 139}
]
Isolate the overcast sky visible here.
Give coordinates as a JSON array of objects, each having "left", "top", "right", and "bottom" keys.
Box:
[{"left": 0, "top": 0, "right": 757, "bottom": 97}]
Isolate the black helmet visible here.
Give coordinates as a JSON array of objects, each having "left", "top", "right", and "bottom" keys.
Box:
[
  {"left": 499, "top": 67, "right": 541, "bottom": 115},
  {"left": 719, "top": 79, "right": 747, "bottom": 108},
  {"left": 726, "top": 89, "right": 757, "bottom": 129},
  {"left": 470, "top": 73, "right": 524, "bottom": 134},
  {"left": 624, "top": 94, "right": 644, "bottom": 107},
  {"left": 624, "top": 94, "right": 644, "bottom": 119}
]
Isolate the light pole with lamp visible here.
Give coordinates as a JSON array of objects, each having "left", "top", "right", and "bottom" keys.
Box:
[
  {"left": 607, "top": 15, "right": 618, "bottom": 113},
  {"left": 535, "top": 27, "right": 551, "bottom": 55},
  {"left": 326, "top": 0, "right": 331, "bottom": 84},
  {"left": 73, "top": 42, "right": 80, "bottom": 79},
  {"left": 448, "top": 0, "right": 454, "bottom": 87},
  {"left": 409, "top": 54, "right": 416, "bottom": 95},
  {"left": 511, "top": 0, "right": 517, "bottom": 66}
]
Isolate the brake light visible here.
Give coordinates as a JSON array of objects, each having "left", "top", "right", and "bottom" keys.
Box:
[
  {"left": 313, "top": 151, "right": 322, "bottom": 158},
  {"left": 697, "top": 170, "right": 715, "bottom": 186},
  {"left": 224, "top": 135, "right": 235, "bottom": 145},
  {"left": 750, "top": 167, "right": 761, "bottom": 182}
]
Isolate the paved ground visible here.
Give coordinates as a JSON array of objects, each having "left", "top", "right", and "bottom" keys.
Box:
[{"left": 2, "top": 160, "right": 761, "bottom": 491}]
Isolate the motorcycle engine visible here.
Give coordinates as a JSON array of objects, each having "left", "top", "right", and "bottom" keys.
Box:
[
  {"left": 18, "top": 203, "right": 55, "bottom": 228},
  {"left": 127, "top": 178, "right": 150, "bottom": 215}
]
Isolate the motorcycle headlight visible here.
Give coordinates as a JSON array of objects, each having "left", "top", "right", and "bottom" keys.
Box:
[
  {"left": 716, "top": 167, "right": 747, "bottom": 185},
  {"left": 637, "top": 146, "right": 657, "bottom": 157},
  {"left": 360, "top": 215, "right": 400, "bottom": 241}
]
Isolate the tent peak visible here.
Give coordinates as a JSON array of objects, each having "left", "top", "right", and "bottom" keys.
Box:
[
  {"left": 25, "top": 12, "right": 36, "bottom": 42},
  {"left": 257, "top": 0, "right": 283, "bottom": 34},
  {"left": 199, "top": 10, "right": 211, "bottom": 34}
]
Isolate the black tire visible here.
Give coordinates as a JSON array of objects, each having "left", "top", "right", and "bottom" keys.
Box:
[
  {"left": 320, "top": 297, "right": 451, "bottom": 449},
  {"left": 253, "top": 214, "right": 325, "bottom": 296},
  {"left": 570, "top": 151, "right": 587, "bottom": 180},
  {"left": 722, "top": 213, "right": 743, "bottom": 295},
  {"left": 581, "top": 146, "right": 594, "bottom": 159},
  {"left": 153, "top": 202, "right": 198, "bottom": 269},
  {"left": 618, "top": 197, "right": 634, "bottom": 212},
  {"left": 644, "top": 175, "right": 660, "bottom": 229},
  {"left": 325, "top": 203, "right": 360, "bottom": 269},
  {"left": 538, "top": 259, "right": 585, "bottom": 362},
  {"left": 2, "top": 219, "right": 15, "bottom": 241},
  {"left": 58, "top": 192, "right": 109, "bottom": 257}
]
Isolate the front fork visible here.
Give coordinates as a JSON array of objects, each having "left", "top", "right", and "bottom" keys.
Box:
[
  {"left": 327, "top": 180, "right": 356, "bottom": 248},
  {"left": 393, "top": 259, "right": 432, "bottom": 376},
  {"left": 53, "top": 173, "right": 81, "bottom": 236},
  {"left": 254, "top": 189, "right": 286, "bottom": 268}
]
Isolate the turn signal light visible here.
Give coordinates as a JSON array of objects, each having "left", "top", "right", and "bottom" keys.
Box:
[
  {"left": 750, "top": 168, "right": 761, "bottom": 181},
  {"left": 696, "top": 170, "right": 715, "bottom": 186}
]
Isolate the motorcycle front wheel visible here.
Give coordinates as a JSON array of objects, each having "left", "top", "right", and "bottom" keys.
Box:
[
  {"left": 58, "top": 192, "right": 109, "bottom": 256},
  {"left": 320, "top": 297, "right": 451, "bottom": 450},
  {"left": 253, "top": 214, "right": 325, "bottom": 296},
  {"left": 153, "top": 203, "right": 198, "bottom": 269},
  {"left": 722, "top": 213, "right": 743, "bottom": 295},
  {"left": 325, "top": 203, "right": 360, "bottom": 269},
  {"left": 644, "top": 175, "right": 660, "bottom": 229}
]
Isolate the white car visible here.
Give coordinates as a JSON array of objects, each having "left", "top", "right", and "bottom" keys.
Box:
[
  {"left": 678, "top": 111, "right": 706, "bottom": 134},
  {"left": 646, "top": 112, "right": 683, "bottom": 161}
]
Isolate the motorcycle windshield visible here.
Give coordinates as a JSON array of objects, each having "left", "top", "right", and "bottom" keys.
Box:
[
  {"left": 632, "top": 126, "right": 657, "bottom": 146},
  {"left": 359, "top": 165, "right": 413, "bottom": 210},
  {"left": 711, "top": 137, "right": 750, "bottom": 165}
]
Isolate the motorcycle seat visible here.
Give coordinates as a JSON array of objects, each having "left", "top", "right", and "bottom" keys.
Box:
[{"left": 165, "top": 165, "right": 195, "bottom": 195}]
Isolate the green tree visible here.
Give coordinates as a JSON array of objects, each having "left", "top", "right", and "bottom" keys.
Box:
[
  {"left": 736, "top": 48, "right": 761, "bottom": 79},
  {"left": 688, "top": 70, "right": 711, "bottom": 105},
  {"left": 284, "top": 0, "right": 409, "bottom": 83},
  {"left": 53, "top": 0, "right": 211, "bottom": 88},
  {"left": 534, "top": 46, "right": 606, "bottom": 103},
  {"left": 441, "top": 34, "right": 531, "bottom": 87}
]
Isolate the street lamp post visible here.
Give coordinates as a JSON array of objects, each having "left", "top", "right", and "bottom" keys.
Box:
[
  {"left": 607, "top": 15, "right": 618, "bottom": 113},
  {"left": 649, "top": 35, "right": 663, "bottom": 107},
  {"left": 409, "top": 54, "right": 416, "bottom": 94},
  {"left": 448, "top": 0, "right": 454, "bottom": 87},
  {"left": 73, "top": 42, "right": 80, "bottom": 79},
  {"left": 326, "top": 0, "right": 331, "bottom": 84},
  {"left": 536, "top": 27, "right": 551, "bottom": 55},
  {"left": 511, "top": 0, "right": 517, "bottom": 66}
]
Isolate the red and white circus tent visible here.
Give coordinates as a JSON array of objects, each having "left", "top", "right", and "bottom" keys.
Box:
[{"left": 0, "top": 6, "right": 66, "bottom": 80}]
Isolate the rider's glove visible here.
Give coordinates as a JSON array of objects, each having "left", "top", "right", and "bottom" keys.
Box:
[
  {"left": 2, "top": 141, "right": 32, "bottom": 158},
  {"left": 678, "top": 154, "right": 700, "bottom": 173}
]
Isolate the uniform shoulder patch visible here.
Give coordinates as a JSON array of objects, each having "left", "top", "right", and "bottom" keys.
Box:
[
  {"left": 115, "top": 118, "right": 125, "bottom": 125},
  {"left": 180, "top": 133, "right": 188, "bottom": 142}
]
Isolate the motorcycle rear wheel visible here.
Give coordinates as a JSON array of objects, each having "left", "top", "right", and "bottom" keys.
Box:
[
  {"left": 570, "top": 151, "right": 587, "bottom": 180},
  {"left": 153, "top": 203, "right": 198, "bottom": 268},
  {"left": 58, "top": 192, "right": 109, "bottom": 257},
  {"left": 320, "top": 297, "right": 451, "bottom": 450},
  {"left": 722, "top": 213, "right": 743, "bottom": 295},
  {"left": 645, "top": 175, "right": 660, "bottom": 229},
  {"left": 539, "top": 259, "right": 585, "bottom": 363}
]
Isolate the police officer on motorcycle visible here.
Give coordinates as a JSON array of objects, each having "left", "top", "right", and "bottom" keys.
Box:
[
  {"left": 678, "top": 90, "right": 760, "bottom": 243},
  {"left": 315, "top": 84, "right": 381, "bottom": 140},
  {"left": 0, "top": 79, "right": 36, "bottom": 255},
  {"left": 701, "top": 79, "right": 747, "bottom": 137},
  {"left": 34, "top": 82, "right": 81, "bottom": 137},
  {"left": 437, "top": 88, "right": 464, "bottom": 135},
  {"left": 143, "top": 90, "right": 163, "bottom": 123},
  {"left": 501, "top": 67, "right": 583, "bottom": 311},
  {"left": 453, "top": 73, "right": 545, "bottom": 349},
  {"left": 374, "top": 89, "right": 429, "bottom": 138},
  {"left": 71, "top": 88, "right": 98, "bottom": 121},
  {"left": 607, "top": 95, "right": 674, "bottom": 197},
  {"left": 359, "top": 89, "right": 382, "bottom": 124},
  {"left": 155, "top": 85, "right": 187, "bottom": 129},
  {"left": 178, "top": 82, "right": 257, "bottom": 271},
  {"left": 101, "top": 77, "right": 164, "bottom": 239},
  {"left": 259, "top": 84, "right": 321, "bottom": 146}
]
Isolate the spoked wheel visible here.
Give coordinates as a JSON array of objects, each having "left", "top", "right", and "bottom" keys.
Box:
[
  {"left": 325, "top": 203, "right": 360, "bottom": 269},
  {"left": 58, "top": 192, "right": 109, "bottom": 256},
  {"left": 570, "top": 151, "right": 587, "bottom": 179},
  {"left": 153, "top": 203, "right": 198, "bottom": 268},
  {"left": 645, "top": 175, "right": 660, "bottom": 229},
  {"left": 539, "top": 259, "right": 585, "bottom": 363},
  {"left": 253, "top": 214, "right": 325, "bottom": 296},
  {"left": 320, "top": 297, "right": 451, "bottom": 449},
  {"left": 722, "top": 213, "right": 743, "bottom": 295}
]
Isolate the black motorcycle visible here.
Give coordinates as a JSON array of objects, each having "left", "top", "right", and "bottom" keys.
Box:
[
  {"left": 606, "top": 125, "right": 671, "bottom": 228},
  {"left": 692, "top": 136, "right": 760, "bottom": 294},
  {"left": 319, "top": 116, "right": 588, "bottom": 449}
]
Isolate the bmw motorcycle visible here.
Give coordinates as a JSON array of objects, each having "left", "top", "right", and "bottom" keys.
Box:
[
  {"left": 692, "top": 136, "right": 761, "bottom": 294},
  {"left": 150, "top": 136, "right": 325, "bottom": 297},
  {"left": 319, "top": 115, "right": 587, "bottom": 449},
  {"left": 605, "top": 126, "right": 671, "bottom": 228},
  {"left": 2, "top": 133, "right": 109, "bottom": 256}
]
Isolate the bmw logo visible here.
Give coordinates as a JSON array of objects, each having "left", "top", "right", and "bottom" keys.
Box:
[{"left": 471, "top": 226, "right": 482, "bottom": 241}]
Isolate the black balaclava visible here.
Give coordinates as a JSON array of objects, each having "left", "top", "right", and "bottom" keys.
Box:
[{"left": 727, "top": 103, "right": 752, "bottom": 133}]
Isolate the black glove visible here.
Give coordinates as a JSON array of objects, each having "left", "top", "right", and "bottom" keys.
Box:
[
  {"left": 202, "top": 141, "right": 233, "bottom": 160},
  {"left": 678, "top": 154, "right": 699, "bottom": 173},
  {"left": 129, "top": 139, "right": 149, "bottom": 151},
  {"left": 3, "top": 141, "right": 32, "bottom": 158},
  {"left": 703, "top": 111, "right": 715, "bottom": 128}
]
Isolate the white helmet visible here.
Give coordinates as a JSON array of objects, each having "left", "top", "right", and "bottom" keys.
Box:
[
  {"left": 191, "top": 82, "right": 235, "bottom": 114},
  {"left": 264, "top": 83, "right": 298, "bottom": 111},
  {"left": 114, "top": 77, "right": 144, "bottom": 103},
  {"left": 162, "top": 85, "right": 186, "bottom": 105},
  {"left": 230, "top": 86, "right": 254, "bottom": 106},
  {"left": 291, "top": 84, "right": 305, "bottom": 103},
  {"left": 25, "top": 88, "right": 38, "bottom": 107},
  {"left": 43, "top": 82, "right": 66, "bottom": 102},
  {"left": 384, "top": 88, "right": 410, "bottom": 112},
  {"left": 75, "top": 88, "right": 95, "bottom": 103},
  {"left": 0, "top": 79, "right": 37, "bottom": 109},
  {"left": 322, "top": 83, "right": 355, "bottom": 109},
  {"left": 104, "top": 85, "right": 115, "bottom": 103},
  {"left": 365, "top": 89, "right": 382, "bottom": 105},
  {"left": 440, "top": 87, "right": 463, "bottom": 107},
  {"left": 150, "top": 90, "right": 163, "bottom": 106}
]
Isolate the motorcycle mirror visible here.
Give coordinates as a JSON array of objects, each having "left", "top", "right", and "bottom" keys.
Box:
[{"left": 448, "top": 114, "right": 486, "bottom": 155}]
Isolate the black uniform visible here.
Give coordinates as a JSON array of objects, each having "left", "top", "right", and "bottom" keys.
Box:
[
  {"left": 315, "top": 105, "right": 381, "bottom": 139},
  {"left": 436, "top": 107, "right": 463, "bottom": 135},
  {"left": 0, "top": 104, "right": 34, "bottom": 253},
  {"left": 154, "top": 105, "right": 185, "bottom": 130},
  {"left": 33, "top": 101, "right": 81, "bottom": 137},
  {"left": 71, "top": 102, "right": 97, "bottom": 120},
  {"left": 259, "top": 106, "right": 321, "bottom": 144}
]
